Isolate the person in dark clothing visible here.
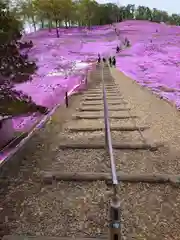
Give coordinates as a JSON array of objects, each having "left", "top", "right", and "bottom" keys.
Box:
[
  {"left": 124, "top": 37, "right": 127, "bottom": 45},
  {"left": 116, "top": 45, "right": 120, "bottom": 53},
  {"left": 109, "top": 56, "right": 112, "bottom": 67},
  {"left": 97, "top": 53, "right": 101, "bottom": 63},
  {"left": 112, "top": 56, "right": 116, "bottom": 67},
  {"left": 102, "top": 57, "right": 106, "bottom": 63},
  {"left": 126, "top": 39, "right": 130, "bottom": 47}
]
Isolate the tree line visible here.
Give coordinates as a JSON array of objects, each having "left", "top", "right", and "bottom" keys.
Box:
[{"left": 13, "top": 0, "right": 180, "bottom": 35}]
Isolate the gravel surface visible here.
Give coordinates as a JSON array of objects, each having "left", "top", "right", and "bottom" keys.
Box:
[
  {"left": 45, "top": 149, "right": 108, "bottom": 172},
  {"left": 113, "top": 146, "right": 180, "bottom": 174},
  {"left": 10, "top": 181, "right": 109, "bottom": 238},
  {"left": 118, "top": 183, "right": 180, "bottom": 240}
]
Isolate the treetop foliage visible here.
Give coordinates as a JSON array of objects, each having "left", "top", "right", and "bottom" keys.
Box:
[
  {"left": 15, "top": 0, "right": 180, "bottom": 33},
  {"left": 0, "top": 0, "right": 47, "bottom": 118}
]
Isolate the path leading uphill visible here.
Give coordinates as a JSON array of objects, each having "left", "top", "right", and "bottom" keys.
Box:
[{"left": 1, "top": 65, "right": 180, "bottom": 240}]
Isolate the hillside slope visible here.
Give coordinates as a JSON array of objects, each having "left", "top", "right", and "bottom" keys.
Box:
[
  {"left": 115, "top": 20, "right": 180, "bottom": 108},
  {"left": 1, "top": 20, "right": 180, "bottom": 162}
]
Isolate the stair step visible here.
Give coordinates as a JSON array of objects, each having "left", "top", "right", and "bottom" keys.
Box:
[
  {"left": 67, "top": 125, "right": 149, "bottom": 132},
  {"left": 81, "top": 102, "right": 127, "bottom": 106},
  {"left": 3, "top": 236, "right": 106, "bottom": 240},
  {"left": 58, "top": 141, "right": 162, "bottom": 151},
  {"left": 84, "top": 97, "right": 123, "bottom": 101},
  {"left": 78, "top": 107, "right": 130, "bottom": 111},
  {"left": 73, "top": 115, "right": 138, "bottom": 120}
]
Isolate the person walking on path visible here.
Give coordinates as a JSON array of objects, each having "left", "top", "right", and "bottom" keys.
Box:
[
  {"left": 116, "top": 45, "right": 120, "bottom": 53},
  {"left": 97, "top": 53, "right": 101, "bottom": 64},
  {"left": 109, "top": 56, "right": 112, "bottom": 67},
  {"left": 102, "top": 57, "right": 106, "bottom": 63},
  {"left": 112, "top": 56, "right": 116, "bottom": 67}
]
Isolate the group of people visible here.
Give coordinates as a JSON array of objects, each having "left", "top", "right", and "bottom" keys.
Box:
[
  {"left": 108, "top": 56, "right": 116, "bottom": 67},
  {"left": 98, "top": 54, "right": 116, "bottom": 67},
  {"left": 97, "top": 54, "right": 116, "bottom": 67}
]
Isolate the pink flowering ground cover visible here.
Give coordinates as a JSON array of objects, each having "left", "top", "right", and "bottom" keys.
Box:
[
  {"left": 2, "top": 20, "right": 180, "bottom": 162},
  {"left": 115, "top": 20, "right": 180, "bottom": 108},
  {"left": 13, "top": 25, "right": 117, "bottom": 132},
  {"left": 0, "top": 25, "right": 118, "bottom": 162}
]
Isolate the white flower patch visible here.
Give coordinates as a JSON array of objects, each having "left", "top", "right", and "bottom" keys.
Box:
[{"left": 47, "top": 70, "right": 65, "bottom": 77}]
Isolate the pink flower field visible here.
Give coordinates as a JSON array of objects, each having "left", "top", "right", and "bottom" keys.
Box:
[
  {"left": 1, "top": 20, "right": 180, "bottom": 163},
  {"left": 115, "top": 20, "right": 180, "bottom": 107},
  {"left": 13, "top": 24, "right": 118, "bottom": 132},
  {"left": 0, "top": 24, "right": 119, "bottom": 162}
]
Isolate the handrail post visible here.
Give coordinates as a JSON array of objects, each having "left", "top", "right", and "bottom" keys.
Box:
[
  {"left": 65, "top": 91, "right": 68, "bottom": 108},
  {"left": 85, "top": 74, "right": 88, "bottom": 87},
  {"left": 109, "top": 196, "right": 121, "bottom": 240}
]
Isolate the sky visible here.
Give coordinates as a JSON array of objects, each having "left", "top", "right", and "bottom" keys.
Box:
[{"left": 97, "top": 0, "right": 179, "bottom": 15}]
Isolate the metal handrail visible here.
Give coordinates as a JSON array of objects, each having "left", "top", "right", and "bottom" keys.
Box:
[
  {"left": 101, "top": 65, "right": 121, "bottom": 240},
  {"left": 101, "top": 65, "right": 118, "bottom": 187}
]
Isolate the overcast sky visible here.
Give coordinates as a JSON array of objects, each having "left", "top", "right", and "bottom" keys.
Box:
[{"left": 97, "top": 0, "right": 179, "bottom": 15}]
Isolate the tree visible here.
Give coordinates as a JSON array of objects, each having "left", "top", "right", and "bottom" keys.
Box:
[
  {"left": 125, "top": 4, "right": 135, "bottom": 19},
  {"left": 78, "top": 0, "right": 98, "bottom": 28},
  {"left": 105, "top": 3, "right": 120, "bottom": 23},
  {"left": 145, "top": 7, "right": 152, "bottom": 21},
  {"left": 0, "top": 0, "right": 47, "bottom": 117},
  {"left": 48, "top": 0, "right": 62, "bottom": 36},
  {"left": 0, "top": 1, "right": 22, "bottom": 44},
  {"left": 118, "top": 6, "right": 126, "bottom": 21},
  {"left": 135, "top": 6, "right": 148, "bottom": 20},
  {"left": 169, "top": 14, "right": 180, "bottom": 25},
  {"left": 35, "top": 0, "right": 53, "bottom": 31},
  {"left": 16, "top": 0, "right": 37, "bottom": 32},
  {"left": 60, "top": 0, "right": 73, "bottom": 28},
  {"left": 33, "top": 0, "right": 46, "bottom": 29},
  {"left": 151, "top": 8, "right": 161, "bottom": 23},
  {"left": 100, "top": 4, "right": 112, "bottom": 24},
  {"left": 14, "top": 0, "right": 180, "bottom": 31}
]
